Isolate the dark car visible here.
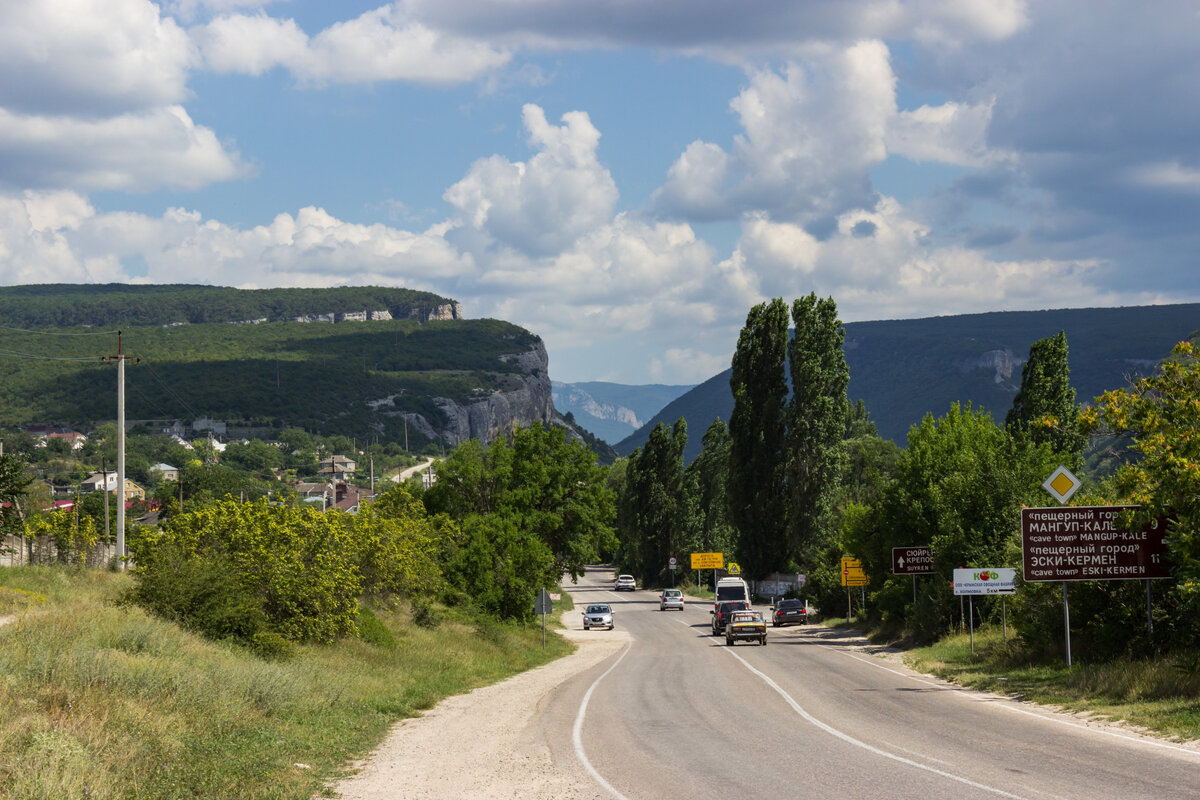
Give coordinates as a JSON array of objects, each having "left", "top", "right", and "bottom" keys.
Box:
[
  {"left": 772, "top": 599, "right": 808, "bottom": 627},
  {"left": 711, "top": 600, "right": 750, "bottom": 635}
]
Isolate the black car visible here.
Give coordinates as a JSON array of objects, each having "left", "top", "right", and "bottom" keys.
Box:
[
  {"left": 711, "top": 600, "right": 750, "bottom": 635},
  {"left": 772, "top": 599, "right": 808, "bottom": 627}
]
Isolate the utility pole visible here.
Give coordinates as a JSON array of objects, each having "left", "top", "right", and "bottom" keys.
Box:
[{"left": 103, "top": 331, "right": 138, "bottom": 570}]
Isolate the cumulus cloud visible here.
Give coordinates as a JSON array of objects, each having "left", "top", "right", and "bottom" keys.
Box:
[
  {"left": 444, "top": 105, "right": 618, "bottom": 255},
  {"left": 0, "top": 105, "right": 245, "bottom": 192},
  {"left": 192, "top": 5, "right": 511, "bottom": 85},
  {"left": 0, "top": 0, "right": 194, "bottom": 116}
]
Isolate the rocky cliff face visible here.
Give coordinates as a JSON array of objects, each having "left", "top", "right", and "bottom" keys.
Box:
[
  {"left": 371, "top": 339, "right": 557, "bottom": 447},
  {"left": 435, "top": 340, "right": 554, "bottom": 446}
]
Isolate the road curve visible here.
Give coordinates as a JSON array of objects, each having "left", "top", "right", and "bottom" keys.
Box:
[{"left": 549, "top": 566, "right": 1200, "bottom": 800}]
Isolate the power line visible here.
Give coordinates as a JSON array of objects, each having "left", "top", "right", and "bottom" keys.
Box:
[
  {"left": 0, "top": 348, "right": 103, "bottom": 362},
  {"left": 0, "top": 324, "right": 119, "bottom": 336}
]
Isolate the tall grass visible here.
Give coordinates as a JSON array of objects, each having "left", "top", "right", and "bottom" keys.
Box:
[
  {"left": 905, "top": 625, "right": 1200, "bottom": 741},
  {"left": 0, "top": 566, "right": 575, "bottom": 799}
]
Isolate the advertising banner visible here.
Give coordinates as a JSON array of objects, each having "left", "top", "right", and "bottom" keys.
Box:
[{"left": 953, "top": 568, "right": 1017, "bottom": 595}]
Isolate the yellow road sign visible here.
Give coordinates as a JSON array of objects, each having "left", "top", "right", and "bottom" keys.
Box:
[
  {"left": 691, "top": 552, "right": 724, "bottom": 570},
  {"left": 841, "top": 557, "right": 869, "bottom": 587}
]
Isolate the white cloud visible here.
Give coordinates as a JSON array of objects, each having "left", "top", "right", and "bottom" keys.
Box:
[
  {"left": 444, "top": 104, "right": 618, "bottom": 255},
  {"left": 192, "top": 5, "right": 511, "bottom": 85},
  {"left": 0, "top": 0, "right": 194, "bottom": 116},
  {"left": 1126, "top": 161, "right": 1200, "bottom": 195},
  {"left": 0, "top": 105, "right": 245, "bottom": 192},
  {"left": 888, "top": 101, "right": 1009, "bottom": 167}
]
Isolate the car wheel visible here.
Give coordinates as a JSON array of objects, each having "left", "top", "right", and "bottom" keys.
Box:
[
  {"left": 726, "top": 636, "right": 734, "bottom": 646},
  {"left": 760, "top": 635, "right": 767, "bottom": 646}
]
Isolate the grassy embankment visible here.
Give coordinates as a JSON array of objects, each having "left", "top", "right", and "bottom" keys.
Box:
[
  {"left": 0, "top": 566, "right": 575, "bottom": 800},
  {"left": 827, "top": 617, "right": 1200, "bottom": 742}
]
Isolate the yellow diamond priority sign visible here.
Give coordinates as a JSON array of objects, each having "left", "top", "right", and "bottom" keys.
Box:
[{"left": 1042, "top": 465, "right": 1082, "bottom": 505}]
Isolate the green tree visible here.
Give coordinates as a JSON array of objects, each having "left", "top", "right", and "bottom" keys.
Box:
[
  {"left": 1006, "top": 330, "right": 1085, "bottom": 460},
  {"left": 0, "top": 451, "right": 33, "bottom": 534},
  {"left": 683, "top": 419, "right": 736, "bottom": 559},
  {"left": 853, "top": 404, "right": 1058, "bottom": 641},
  {"left": 1082, "top": 341, "right": 1200, "bottom": 629},
  {"left": 617, "top": 419, "right": 687, "bottom": 587},
  {"left": 727, "top": 299, "right": 789, "bottom": 581},
  {"left": 786, "top": 293, "right": 849, "bottom": 566}
]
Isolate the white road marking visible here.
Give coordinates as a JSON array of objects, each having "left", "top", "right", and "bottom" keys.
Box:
[
  {"left": 572, "top": 641, "right": 634, "bottom": 800},
  {"left": 723, "top": 647, "right": 1033, "bottom": 799},
  {"left": 828, "top": 646, "right": 1200, "bottom": 757}
]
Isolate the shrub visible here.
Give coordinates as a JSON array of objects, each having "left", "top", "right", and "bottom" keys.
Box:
[{"left": 125, "top": 540, "right": 270, "bottom": 646}]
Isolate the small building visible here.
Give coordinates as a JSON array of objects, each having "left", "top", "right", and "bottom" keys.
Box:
[
  {"left": 122, "top": 479, "right": 145, "bottom": 503},
  {"left": 81, "top": 471, "right": 118, "bottom": 492},
  {"left": 149, "top": 463, "right": 180, "bottom": 482},
  {"left": 318, "top": 455, "right": 357, "bottom": 480}
]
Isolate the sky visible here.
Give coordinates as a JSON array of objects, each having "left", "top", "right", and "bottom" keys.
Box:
[{"left": 2, "top": 1, "right": 1199, "bottom": 385}]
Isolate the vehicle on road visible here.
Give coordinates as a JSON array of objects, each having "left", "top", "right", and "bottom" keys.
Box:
[
  {"left": 771, "top": 598, "right": 808, "bottom": 627},
  {"left": 713, "top": 577, "right": 750, "bottom": 610},
  {"left": 583, "top": 603, "right": 614, "bottom": 630},
  {"left": 726, "top": 610, "right": 767, "bottom": 646},
  {"left": 659, "top": 589, "right": 684, "bottom": 611},
  {"left": 711, "top": 600, "right": 750, "bottom": 635},
  {"left": 615, "top": 574, "right": 637, "bottom": 591}
]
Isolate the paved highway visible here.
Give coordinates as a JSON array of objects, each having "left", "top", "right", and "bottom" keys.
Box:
[{"left": 544, "top": 566, "right": 1200, "bottom": 799}]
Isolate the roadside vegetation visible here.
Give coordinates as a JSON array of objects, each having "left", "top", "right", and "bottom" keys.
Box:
[{"left": 0, "top": 565, "right": 574, "bottom": 800}]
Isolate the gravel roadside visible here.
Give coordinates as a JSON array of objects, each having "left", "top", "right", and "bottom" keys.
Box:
[{"left": 325, "top": 607, "right": 628, "bottom": 800}]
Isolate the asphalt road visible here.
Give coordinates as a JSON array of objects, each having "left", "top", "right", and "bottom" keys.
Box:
[{"left": 545, "top": 565, "right": 1200, "bottom": 800}]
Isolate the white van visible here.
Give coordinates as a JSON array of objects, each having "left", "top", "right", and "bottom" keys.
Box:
[{"left": 713, "top": 577, "right": 750, "bottom": 610}]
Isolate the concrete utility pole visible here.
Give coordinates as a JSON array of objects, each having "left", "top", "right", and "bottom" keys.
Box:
[{"left": 103, "top": 332, "right": 138, "bottom": 570}]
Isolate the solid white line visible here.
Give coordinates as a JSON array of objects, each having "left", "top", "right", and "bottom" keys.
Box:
[
  {"left": 723, "top": 647, "right": 1032, "bottom": 799},
  {"left": 573, "top": 641, "right": 634, "bottom": 800},
  {"left": 828, "top": 646, "right": 1200, "bottom": 757}
]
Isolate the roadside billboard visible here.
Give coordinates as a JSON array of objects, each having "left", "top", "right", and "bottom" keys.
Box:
[{"left": 953, "top": 568, "right": 1016, "bottom": 595}]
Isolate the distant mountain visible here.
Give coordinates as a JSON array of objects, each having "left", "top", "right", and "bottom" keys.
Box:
[
  {"left": 617, "top": 303, "right": 1200, "bottom": 463},
  {"left": 551, "top": 381, "right": 694, "bottom": 445}
]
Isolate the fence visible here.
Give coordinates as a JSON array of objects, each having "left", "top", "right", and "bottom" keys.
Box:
[{"left": 2, "top": 533, "right": 120, "bottom": 569}]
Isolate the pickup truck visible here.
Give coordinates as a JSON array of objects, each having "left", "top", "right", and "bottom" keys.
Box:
[{"left": 725, "top": 610, "right": 767, "bottom": 646}]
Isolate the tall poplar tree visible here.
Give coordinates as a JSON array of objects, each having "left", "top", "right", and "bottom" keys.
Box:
[
  {"left": 1006, "top": 330, "right": 1085, "bottom": 459},
  {"left": 727, "top": 299, "right": 789, "bottom": 580},
  {"left": 786, "top": 293, "right": 850, "bottom": 564},
  {"left": 620, "top": 420, "right": 687, "bottom": 586}
]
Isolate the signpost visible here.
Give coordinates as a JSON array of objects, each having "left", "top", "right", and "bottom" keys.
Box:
[
  {"left": 1020, "top": 505, "right": 1171, "bottom": 582},
  {"left": 534, "top": 588, "right": 554, "bottom": 649},
  {"left": 691, "top": 552, "right": 724, "bottom": 594},
  {"left": 841, "top": 557, "right": 868, "bottom": 622},
  {"left": 668, "top": 556, "right": 677, "bottom": 587},
  {"left": 893, "top": 546, "right": 935, "bottom": 605},
  {"left": 953, "top": 569, "right": 1016, "bottom": 654}
]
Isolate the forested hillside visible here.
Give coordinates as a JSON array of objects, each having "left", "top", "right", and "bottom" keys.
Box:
[
  {"left": 0, "top": 284, "right": 457, "bottom": 327},
  {"left": 0, "top": 285, "right": 548, "bottom": 449}
]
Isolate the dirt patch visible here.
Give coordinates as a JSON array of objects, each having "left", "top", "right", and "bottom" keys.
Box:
[{"left": 324, "top": 608, "right": 628, "bottom": 799}]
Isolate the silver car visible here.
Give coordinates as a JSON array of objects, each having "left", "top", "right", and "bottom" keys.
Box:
[
  {"left": 583, "top": 603, "right": 614, "bottom": 630},
  {"left": 659, "top": 589, "right": 684, "bottom": 611},
  {"left": 614, "top": 574, "right": 637, "bottom": 591}
]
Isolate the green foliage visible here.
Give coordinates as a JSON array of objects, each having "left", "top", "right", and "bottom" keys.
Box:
[
  {"left": 1006, "top": 330, "right": 1086, "bottom": 460},
  {"left": 616, "top": 419, "right": 688, "bottom": 586},
  {"left": 24, "top": 509, "right": 99, "bottom": 566},
  {"left": 728, "top": 299, "right": 790, "bottom": 580},
  {"left": 130, "top": 499, "right": 363, "bottom": 643},
  {"left": 786, "top": 293, "right": 850, "bottom": 567},
  {"left": 0, "top": 451, "right": 34, "bottom": 534},
  {"left": 1082, "top": 340, "right": 1200, "bottom": 651},
  {"left": 850, "top": 404, "right": 1059, "bottom": 642},
  {"left": 123, "top": 540, "right": 275, "bottom": 650},
  {"left": 682, "top": 419, "right": 736, "bottom": 559},
  {"left": 446, "top": 514, "right": 557, "bottom": 620}
]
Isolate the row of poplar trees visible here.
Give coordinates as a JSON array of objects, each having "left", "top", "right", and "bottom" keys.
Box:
[{"left": 613, "top": 294, "right": 851, "bottom": 595}]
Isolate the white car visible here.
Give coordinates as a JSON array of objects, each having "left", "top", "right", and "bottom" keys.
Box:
[
  {"left": 659, "top": 589, "right": 684, "bottom": 611},
  {"left": 615, "top": 574, "right": 637, "bottom": 591},
  {"left": 583, "top": 603, "right": 614, "bottom": 630}
]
